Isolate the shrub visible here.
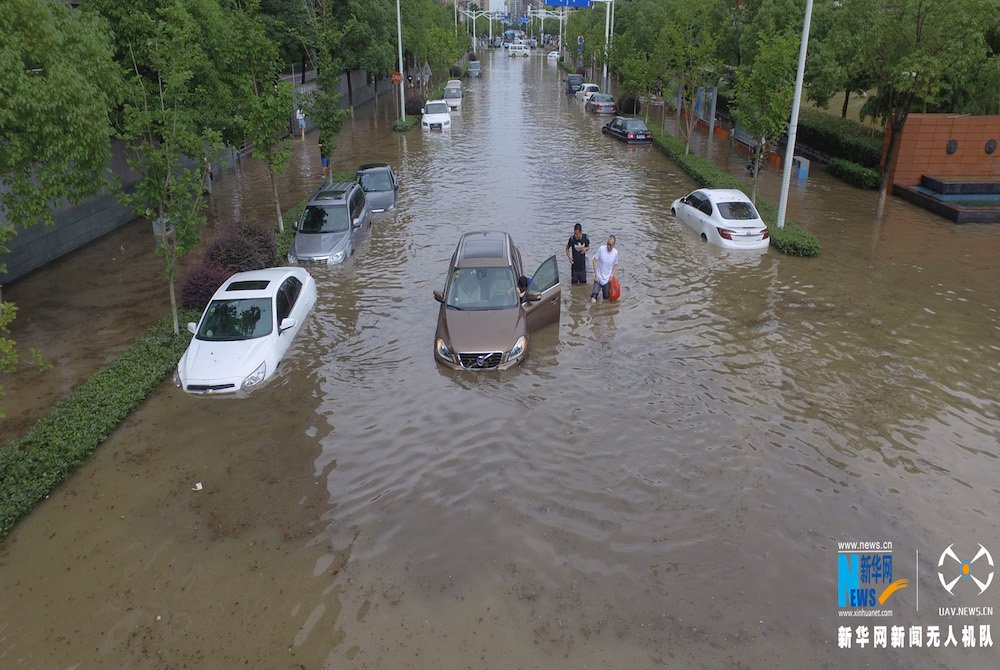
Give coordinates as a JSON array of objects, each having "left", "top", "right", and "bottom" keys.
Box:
[
  {"left": 797, "top": 108, "right": 882, "bottom": 168},
  {"left": 180, "top": 261, "right": 231, "bottom": 310},
  {"left": 826, "top": 158, "right": 880, "bottom": 190},
  {"left": 205, "top": 223, "right": 270, "bottom": 273},
  {"left": 238, "top": 222, "right": 277, "bottom": 267},
  {"left": 392, "top": 117, "right": 418, "bottom": 132},
  {"left": 405, "top": 92, "right": 426, "bottom": 116},
  {"left": 650, "top": 126, "right": 821, "bottom": 257}
]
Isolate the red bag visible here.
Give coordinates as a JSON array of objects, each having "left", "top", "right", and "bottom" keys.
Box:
[{"left": 608, "top": 276, "right": 621, "bottom": 302}]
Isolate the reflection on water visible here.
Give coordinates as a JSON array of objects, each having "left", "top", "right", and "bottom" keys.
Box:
[{"left": 1, "top": 50, "right": 999, "bottom": 668}]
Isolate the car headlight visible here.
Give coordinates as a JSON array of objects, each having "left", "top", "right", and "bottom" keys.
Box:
[
  {"left": 328, "top": 250, "right": 345, "bottom": 264},
  {"left": 436, "top": 338, "right": 452, "bottom": 360},
  {"left": 444, "top": 119, "right": 451, "bottom": 126},
  {"left": 509, "top": 336, "right": 526, "bottom": 359},
  {"left": 241, "top": 362, "right": 266, "bottom": 390}
]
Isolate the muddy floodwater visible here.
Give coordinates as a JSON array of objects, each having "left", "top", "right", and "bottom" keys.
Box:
[{"left": 2, "top": 51, "right": 999, "bottom": 668}]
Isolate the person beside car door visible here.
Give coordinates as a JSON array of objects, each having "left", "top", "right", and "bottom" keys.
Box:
[
  {"left": 565, "top": 223, "right": 590, "bottom": 284},
  {"left": 590, "top": 235, "right": 618, "bottom": 303}
]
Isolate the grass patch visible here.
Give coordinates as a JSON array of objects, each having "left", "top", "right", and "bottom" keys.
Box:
[
  {"left": 0, "top": 311, "right": 197, "bottom": 540},
  {"left": 650, "top": 126, "right": 821, "bottom": 257},
  {"left": 392, "top": 117, "right": 418, "bottom": 132}
]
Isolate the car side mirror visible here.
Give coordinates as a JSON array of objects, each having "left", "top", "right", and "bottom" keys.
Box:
[
  {"left": 279, "top": 317, "right": 297, "bottom": 332},
  {"left": 433, "top": 290, "right": 444, "bottom": 303},
  {"left": 186, "top": 322, "right": 197, "bottom": 335},
  {"left": 420, "top": 108, "right": 426, "bottom": 114},
  {"left": 525, "top": 291, "right": 542, "bottom": 302}
]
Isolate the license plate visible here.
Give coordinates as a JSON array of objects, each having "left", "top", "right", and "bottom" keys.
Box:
[{"left": 431, "top": 123, "right": 441, "bottom": 129}]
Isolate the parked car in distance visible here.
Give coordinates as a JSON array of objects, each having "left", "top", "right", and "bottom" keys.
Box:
[
  {"left": 468, "top": 60, "right": 482, "bottom": 77},
  {"left": 566, "top": 73, "right": 584, "bottom": 94},
  {"left": 671, "top": 189, "right": 770, "bottom": 250},
  {"left": 602, "top": 116, "right": 652, "bottom": 144},
  {"left": 356, "top": 163, "right": 398, "bottom": 213},
  {"left": 527, "top": 38, "right": 538, "bottom": 48},
  {"left": 433, "top": 231, "right": 561, "bottom": 371},
  {"left": 175, "top": 267, "right": 317, "bottom": 395},
  {"left": 289, "top": 182, "right": 371, "bottom": 264},
  {"left": 421, "top": 99, "right": 452, "bottom": 131},
  {"left": 508, "top": 43, "right": 530, "bottom": 57},
  {"left": 547, "top": 50, "right": 560, "bottom": 61},
  {"left": 443, "top": 81, "right": 463, "bottom": 109},
  {"left": 575, "top": 83, "right": 600, "bottom": 102},
  {"left": 585, "top": 93, "right": 617, "bottom": 114}
]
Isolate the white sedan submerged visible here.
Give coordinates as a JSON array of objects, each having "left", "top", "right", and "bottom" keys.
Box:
[
  {"left": 175, "top": 267, "right": 317, "bottom": 394},
  {"left": 670, "top": 188, "right": 770, "bottom": 250}
]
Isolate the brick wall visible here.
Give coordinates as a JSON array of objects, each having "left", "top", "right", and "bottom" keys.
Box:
[{"left": 891, "top": 114, "right": 1000, "bottom": 186}]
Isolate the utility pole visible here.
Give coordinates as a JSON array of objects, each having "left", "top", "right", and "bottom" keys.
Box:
[
  {"left": 396, "top": 0, "right": 405, "bottom": 122},
  {"left": 776, "top": 0, "right": 814, "bottom": 229}
]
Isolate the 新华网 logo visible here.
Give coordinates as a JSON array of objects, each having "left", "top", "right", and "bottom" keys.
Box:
[
  {"left": 938, "top": 544, "right": 994, "bottom": 596},
  {"left": 838, "top": 548, "right": 909, "bottom": 608}
]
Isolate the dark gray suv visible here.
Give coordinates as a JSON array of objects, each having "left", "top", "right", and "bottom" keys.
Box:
[{"left": 289, "top": 182, "right": 371, "bottom": 265}]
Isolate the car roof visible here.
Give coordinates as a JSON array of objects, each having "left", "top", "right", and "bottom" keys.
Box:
[
  {"left": 307, "top": 182, "right": 356, "bottom": 204},
  {"left": 446, "top": 79, "right": 462, "bottom": 86},
  {"left": 212, "top": 267, "right": 302, "bottom": 300},
  {"left": 582, "top": 83, "right": 599, "bottom": 88},
  {"left": 357, "top": 163, "right": 390, "bottom": 172},
  {"left": 590, "top": 94, "right": 613, "bottom": 101},
  {"left": 699, "top": 188, "right": 752, "bottom": 203},
  {"left": 455, "top": 231, "right": 514, "bottom": 268},
  {"left": 425, "top": 99, "right": 449, "bottom": 105}
]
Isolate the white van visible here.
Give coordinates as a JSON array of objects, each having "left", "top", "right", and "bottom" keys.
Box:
[{"left": 508, "top": 43, "right": 530, "bottom": 58}]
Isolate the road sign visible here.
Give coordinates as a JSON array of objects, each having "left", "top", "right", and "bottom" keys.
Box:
[
  {"left": 544, "top": 0, "right": 591, "bottom": 7},
  {"left": 578, "top": 35, "right": 584, "bottom": 47},
  {"left": 391, "top": 71, "right": 402, "bottom": 84},
  {"left": 519, "top": 15, "right": 528, "bottom": 25}
]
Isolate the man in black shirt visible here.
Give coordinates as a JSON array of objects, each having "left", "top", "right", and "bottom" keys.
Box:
[{"left": 565, "top": 223, "right": 590, "bottom": 284}]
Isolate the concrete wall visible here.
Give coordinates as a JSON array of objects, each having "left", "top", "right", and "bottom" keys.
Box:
[{"left": 891, "top": 114, "right": 1000, "bottom": 186}]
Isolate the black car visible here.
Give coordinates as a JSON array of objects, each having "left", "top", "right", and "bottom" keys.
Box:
[
  {"left": 601, "top": 116, "right": 652, "bottom": 144},
  {"left": 566, "top": 73, "right": 584, "bottom": 94}
]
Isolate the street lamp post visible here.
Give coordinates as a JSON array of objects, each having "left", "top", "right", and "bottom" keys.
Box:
[
  {"left": 775, "top": 0, "right": 814, "bottom": 229},
  {"left": 396, "top": 0, "right": 405, "bottom": 122}
]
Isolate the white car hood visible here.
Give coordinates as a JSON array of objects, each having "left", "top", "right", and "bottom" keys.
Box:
[
  {"left": 423, "top": 113, "right": 450, "bottom": 124},
  {"left": 180, "top": 335, "right": 273, "bottom": 383}
]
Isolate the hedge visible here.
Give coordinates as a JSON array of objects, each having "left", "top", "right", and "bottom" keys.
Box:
[
  {"left": 825, "top": 157, "right": 880, "bottom": 190},
  {"left": 797, "top": 108, "right": 882, "bottom": 169},
  {"left": 650, "top": 126, "right": 821, "bottom": 257},
  {"left": 0, "top": 311, "right": 197, "bottom": 540}
]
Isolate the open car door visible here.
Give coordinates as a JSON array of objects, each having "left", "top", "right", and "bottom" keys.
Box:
[{"left": 523, "top": 255, "right": 561, "bottom": 333}]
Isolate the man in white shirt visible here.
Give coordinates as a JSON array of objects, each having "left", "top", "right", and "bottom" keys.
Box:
[{"left": 590, "top": 235, "right": 618, "bottom": 303}]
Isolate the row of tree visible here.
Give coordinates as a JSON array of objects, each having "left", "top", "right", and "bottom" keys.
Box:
[
  {"left": 558, "top": 0, "right": 998, "bottom": 201},
  {"left": 0, "top": 0, "right": 464, "bottom": 412}
]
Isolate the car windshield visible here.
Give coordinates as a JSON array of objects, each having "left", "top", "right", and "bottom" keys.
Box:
[
  {"left": 444, "top": 87, "right": 461, "bottom": 98},
  {"left": 299, "top": 204, "right": 349, "bottom": 233},
  {"left": 591, "top": 94, "right": 613, "bottom": 103},
  {"left": 718, "top": 200, "right": 760, "bottom": 220},
  {"left": 359, "top": 171, "right": 394, "bottom": 192},
  {"left": 446, "top": 267, "right": 518, "bottom": 310},
  {"left": 624, "top": 119, "right": 648, "bottom": 132},
  {"left": 197, "top": 298, "right": 273, "bottom": 341},
  {"left": 425, "top": 102, "right": 449, "bottom": 114}
]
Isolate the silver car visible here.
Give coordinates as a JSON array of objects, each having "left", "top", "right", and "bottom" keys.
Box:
[
  {"left": 356, "top": 163, "right": 399, "bottom": 213},
  {"left": 289, "top": 182, "right": 371, "bottom": 265}
]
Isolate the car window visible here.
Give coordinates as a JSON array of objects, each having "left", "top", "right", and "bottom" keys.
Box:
[
  {"left": 686, "top": 193, "right": 702, "bottom": 208},
  {"left": 351, "top": 190, "right": 366, "bottom": 220},
  {"left": 277, "top": 277, "right": 302, "bottom": 322},
  {"left": 446, "top": 267, "right": 517, "bottom": 310},
  {"left": 359, "top": 171, "right": 394, "bottom": 192},
  {"left": 698, "top": 199, "right": 714, "bottom": 216},
  {"left": 425, "top": 102, "right": 449, "bottom": 114},
  {"left": 444, "top": 87, "right": 461, "bottom": 98},
  {"left": 624, "top": 119, "right": 648, "bottom": 132},
  {"left": 718, "top": 201, "right": 760, "bottom": 220},
  {"left": 197, "top": 298, "right": 273, "bottom": 341},
  {"left": 300, "top": 204, "right": 349, "bottom": 233},
  {"left": 528, "top": 256, "right": 559, "bottom": 294},
  {"left": 276, "top": 288, "right": 291, "bottom": 323}
]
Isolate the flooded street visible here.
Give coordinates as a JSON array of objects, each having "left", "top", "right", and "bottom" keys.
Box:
[{"left": 2, "top": 50, "right": 999, "bottom": 668}]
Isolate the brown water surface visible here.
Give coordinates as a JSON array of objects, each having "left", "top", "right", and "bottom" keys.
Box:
[{"left": 1, "top": 51, "right": 999, "bottom": 668}]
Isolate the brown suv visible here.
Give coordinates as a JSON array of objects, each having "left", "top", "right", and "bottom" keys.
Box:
[{"left": 433, "top": 232, "right": 560, "bottom": 370}]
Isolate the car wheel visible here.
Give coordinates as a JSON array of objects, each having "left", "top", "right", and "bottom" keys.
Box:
[{"left": 670, "top": 207, "right": 676, "bottom": 216}]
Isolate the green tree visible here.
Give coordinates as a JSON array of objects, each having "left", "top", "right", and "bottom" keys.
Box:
[
  {"left": 88, "top": 0, "right": 232, "bottom": 334},
  {"left": 844, "top": 0, "right": 997, "bottom": 209},
  {"left": 335, "top": 1, "right": 396, "bottom": 111},
  {"left": 308, "top": 8, "right": 348, "bottom": 181},
  {"left": 231, "top": 1, "right": 295, "bottom": 233},
  {"left": 0, "top": 0, "right": 119, "bottom": 413},
  {"left": 732, "top": 32, "right": 798, "bottom": 202},
  {"left": 654, "top": 0, "right": 724, "bottom": 154}
]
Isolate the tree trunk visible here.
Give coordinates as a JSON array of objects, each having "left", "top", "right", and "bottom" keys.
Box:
[
  {"left": 877, "top": 115, "right": 904, "bottom": 219},
  {"left": 168, "top": 274, "right": 179, "bottom": 336},
  {"left": 750, "top": 145, "right": 764, "bottom": 204},
  {"left": 269, "top": 166, "right": 284, "bottom": 234},
  {"left": 345, "top": 69, "right": 354, "bottom": 112},
  {"left": 841, "top": 89, "right": 850, "bottom": 118}
]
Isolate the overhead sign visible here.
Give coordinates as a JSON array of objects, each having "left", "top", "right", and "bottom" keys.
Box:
[
  {"left": 519, "top": 15, "right": 528, "bottom": 25},
  {"left": 544, "top": 0, "right": 591, "bottom": 7}
]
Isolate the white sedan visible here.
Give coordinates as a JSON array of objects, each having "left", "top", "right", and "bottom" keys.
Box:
[
  {"left": 175, "top": 267, "right": 317, "bottom": 394},
  {"left": 670, "top": 189, "right": 770, "bottom": 250},
  {"left": 575, "top": 83, "right": 600, "bottom": 102}
]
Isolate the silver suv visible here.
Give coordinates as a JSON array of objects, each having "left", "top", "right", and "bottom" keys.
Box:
[{"left": 289, "top": 182, "right": 371, "bottom": 265}]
